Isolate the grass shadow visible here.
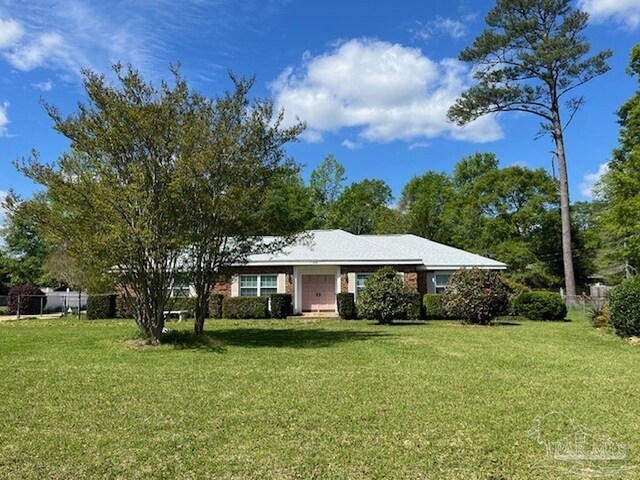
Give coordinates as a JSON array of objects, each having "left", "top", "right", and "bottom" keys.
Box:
[
  {"left": 205, "top": 327, "right": 392, "bottom": 349},
  {"left": 159, "top": 330, "right": 226, "bottom": 352}
]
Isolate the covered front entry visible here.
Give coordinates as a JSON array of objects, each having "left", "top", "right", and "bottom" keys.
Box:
[{"left": 301, "top": 274, "right": 336, "bottom": 312}]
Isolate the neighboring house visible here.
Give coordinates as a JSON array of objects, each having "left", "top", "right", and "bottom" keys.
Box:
[{"left": 206, "top": 229, "right": 506, "bottom": 314}]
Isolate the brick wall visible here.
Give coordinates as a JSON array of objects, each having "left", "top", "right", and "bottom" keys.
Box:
[
  {"left": 339, "top": 265, "right": 423, "bottom": 293},
  {"left": 213, "top": 266, "right": 294, "bottom": 296}
]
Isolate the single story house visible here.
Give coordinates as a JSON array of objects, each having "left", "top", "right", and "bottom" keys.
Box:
[{"left": 205, "top": 229, "right": 506, "bottom": 315}]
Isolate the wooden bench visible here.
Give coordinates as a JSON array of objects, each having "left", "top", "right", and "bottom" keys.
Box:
[{"left": 163, "top": 310, "right": 189, "bottom": 322}]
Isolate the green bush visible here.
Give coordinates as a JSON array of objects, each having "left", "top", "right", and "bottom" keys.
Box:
[
  {"left": 423, "top": 294, "right": 447, "bottom": 319},
  {"left": 608, "top": 276, "right": 640, "bottom": 337},
  {"left": 209, "top": 293, "right": 224, "bottom": 319},
  {"left": 7, "top": 285, "right": 47, "bottom": 315},
  {"left": 337, "top": 292, "right": 357, "bottom": 320},
  {"left": 222, "top": 297, "right": 269, "bottom": 319},
  {"left": 116, "top": 296, "right": 135, "bottom": 318},
  {"left": 358, "top": 267, "right": 415, "bottom": 324},
  {"left": 590, "top": 300, "right": 612, "bottom": 328},
  {"left": 270, "top": 293, "right": 292, "bottom": 319},
  {"left": 166, "top": 297, "right": 197, "bottom": 316},
  {"left": 512, "top": 291, "right": 567, "bottom": 321},
  {"left": 407, "top": 292, "right": 422, "bottom": 320},
  {"left": 87, "top": 295, "right": 117, "bottom": 319},
  {"left": 442, "top": 269, "right": 509, "bottom": 325}
]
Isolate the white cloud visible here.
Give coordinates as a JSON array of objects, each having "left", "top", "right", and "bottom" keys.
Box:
[
  {"left": 578, "top": 0, "right": 640, "bottom": 29},
  {"left": 0, "top": 101, "right": 10, "bottom": 137},
  {"left": 409, "top": 15, "right": 474, "bottom": 41},
  {"left": 408, "top": 141, "right": 430, "bottom": 150},
  {"left": 31, "top": 79, "right": 55, "bottom": 91},
  {"left": 342, "top": 139, "right": 361, "bottom": 150},
  {"left": 270, "top": 38, "right": 503, "bottom": 145},
  {"left": 0, "top": 17, "right": 24, "bottom": 48},
  {"left": 580, "top": 162, "right": 609, "bottom": 198},
  {"left": 4, "top": 32, "right": 75, "bottom": 71}
]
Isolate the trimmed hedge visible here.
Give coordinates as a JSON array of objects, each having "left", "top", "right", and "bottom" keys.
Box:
[
  {"left": 442, "top": 269, "right": 509, "bottom": 325},
  {"left": 209, "top": 293, "right": 224, "bottom": 319},
  {"left": 337, "top": 292, "right": 357, "bottom": 320},
  {"left": 166, "top": 297, "right": 196, "bottom": 316},
  {"left": 270, "top": 293, "right": 292, "bottom": 319},
  {"left": 407, "top": 291, "right": 422, "bottom": 320},
  {"left": 423, "top": 294, "right": 447, "bottom": 319},
  {"left": 512, "top": 291, "right": 567, "bottom": 321},
  {"left": 116, "top": 296, "right": 135, "bottom": 318},
  {"left": 87, "top": 295, "right": 117, "bottom": 319},
  {"left": 222, "top": 297, "right": 269, "bottom": 319},
  {"left": 7, "top": 285, "right": 47, "bottom": 315},
  {"left": 609, "top": 276, "right": 640, "bottom": 337}
]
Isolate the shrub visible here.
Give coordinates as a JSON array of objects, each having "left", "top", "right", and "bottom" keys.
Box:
[
  {"left": 209, "top": 293, "right": 224, "bottom": 319},
  {"left": 337, "top": 292, "right": 357, "bottom": 320},
  {"left": 407, "top": 292, "right": 422, "bottom": 320},
  {"left": 512, "top": 291, "right": 567, "bottom": 321},
  {"left": 222, "top": 297, "right": 269, "bottom": 319},
  {"left": 270, "top": 293, "right": 292, "bottom": 319},
  {"left": 608, "top": 276, "right": 640, "bottom": 337},
  {"left": 502, "top": 276, "right": 532, "bottom": 315},
  {"left": 166, "top": 297, "right": 197, "bottom": 316},
  {"left": 423, "top": 294, "right": 447, "bottom": 319},
  {"left": 357, "top": 267, "right": 415, "bottom": 324},
  {"left": 116, "top": 296, "right": 135, "bottom": 318},
  {"left": 442, "top": 269, "right": 509, "bottom": 325},
  {"left": 87, "top": 295, "right": 117, "bottom": 319},
  {"left": 7, "top": 285, "right": 47, "bottom": 315},
  {"left": 590, "top": 300, "right": 612, "bottom": 328}
]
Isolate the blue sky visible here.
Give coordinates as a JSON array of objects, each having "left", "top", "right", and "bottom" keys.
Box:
[{"left": 0, "top": 0, "right": 639, "bottom": 209}]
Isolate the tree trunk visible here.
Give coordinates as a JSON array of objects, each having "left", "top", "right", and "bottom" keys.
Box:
[
  {"left": 552, "top": 114, "right": 577, "bottom": 298},
  {"left": 193, "top": 289, "right": 209, "bottom": 336}
]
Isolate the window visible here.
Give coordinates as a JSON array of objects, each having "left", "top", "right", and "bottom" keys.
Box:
[
  {"left": 168, "top": 281, "right": 191, "bottom": 298},
  {"left": 356, "top": 273, "right": 372, "bottom": 298},
  {"left": 434, "top": 274, "right": 451, "bottom": 294},
  {"left": 240, "top": 274, "right": 278, "bottom": 297}
]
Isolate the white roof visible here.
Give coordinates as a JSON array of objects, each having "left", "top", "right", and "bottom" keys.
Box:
[{"left": 247, "top": 230, "right": 506, "bottom": 269}]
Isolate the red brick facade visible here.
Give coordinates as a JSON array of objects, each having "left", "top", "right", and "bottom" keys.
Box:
[{"left": 214, "top": 265, "right": 426, "bottom": 297}]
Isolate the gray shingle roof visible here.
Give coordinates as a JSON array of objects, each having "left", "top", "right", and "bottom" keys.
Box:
[{"left": 247, "top": 230, "right": 506, "bottom": 269}]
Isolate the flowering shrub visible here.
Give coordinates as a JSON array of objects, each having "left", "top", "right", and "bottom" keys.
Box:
[
  {"left": 358, "top": 267, "right": 415, "bottom": 324},
  {"left": 442, "top": 269, "right": 509, "bottom": 325}
]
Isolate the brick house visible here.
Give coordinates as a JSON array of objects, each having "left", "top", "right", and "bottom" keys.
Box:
[{"left": 202, "top": 229, "right": 506, "bottom": 315}]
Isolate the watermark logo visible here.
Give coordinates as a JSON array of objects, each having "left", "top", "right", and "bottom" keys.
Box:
[{"left": 528, "top": 412, "right": 636, "bottom": 477}]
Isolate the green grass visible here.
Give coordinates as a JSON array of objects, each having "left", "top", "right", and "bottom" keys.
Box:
[{"left": 0, "top": 313, "right": 638, "bottom": 479}]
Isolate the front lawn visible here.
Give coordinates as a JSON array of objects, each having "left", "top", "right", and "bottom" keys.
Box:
[{"left": 0, "top": 314, "right": 638, "bottom": 479}]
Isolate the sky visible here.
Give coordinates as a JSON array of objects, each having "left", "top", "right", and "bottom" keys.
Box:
[{"left": 0, "top": 0, "right": 639, "bottom": 211}]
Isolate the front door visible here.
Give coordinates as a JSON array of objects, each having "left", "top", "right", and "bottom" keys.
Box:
[{"left": 302, "top": 275, "right": 336, "bottom": 312}]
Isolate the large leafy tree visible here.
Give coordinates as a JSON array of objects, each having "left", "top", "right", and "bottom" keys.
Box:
[
  {"left": 598, "top": 45, "right": 640, "bottom": 279},
  {"left": 327, "top": 179, "right": 392, "bottom": 235},
  {"left": 173, "top": 75, "right": 304, "bottom": 335},
  {"left": 399, "top": 171, "right": 454, "bottom": 243},
  {"left": 260, "top": 170, "right": 315, "bottom": 236},
  {"left": 448, "top": 0, "right": 612, "bottom": 297},
  {"left": 17, "top": 65, "right": 214, "bottom": 343},
  {"left": 309, "top": 154, "right": 346, "bottom": 228},
  {"left": 0, "top": 192, "right": 52, "bottom": 287}
]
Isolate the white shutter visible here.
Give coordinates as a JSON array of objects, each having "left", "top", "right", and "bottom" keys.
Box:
[
  {"left": 347, "top": 272, "right": 356, "bottom": 294},
  {"left": 277, "top": 273, "right": 286, "bottom": 293},
  {"left": 231, "top": 275, "right": 239, "bottom": 297}
]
